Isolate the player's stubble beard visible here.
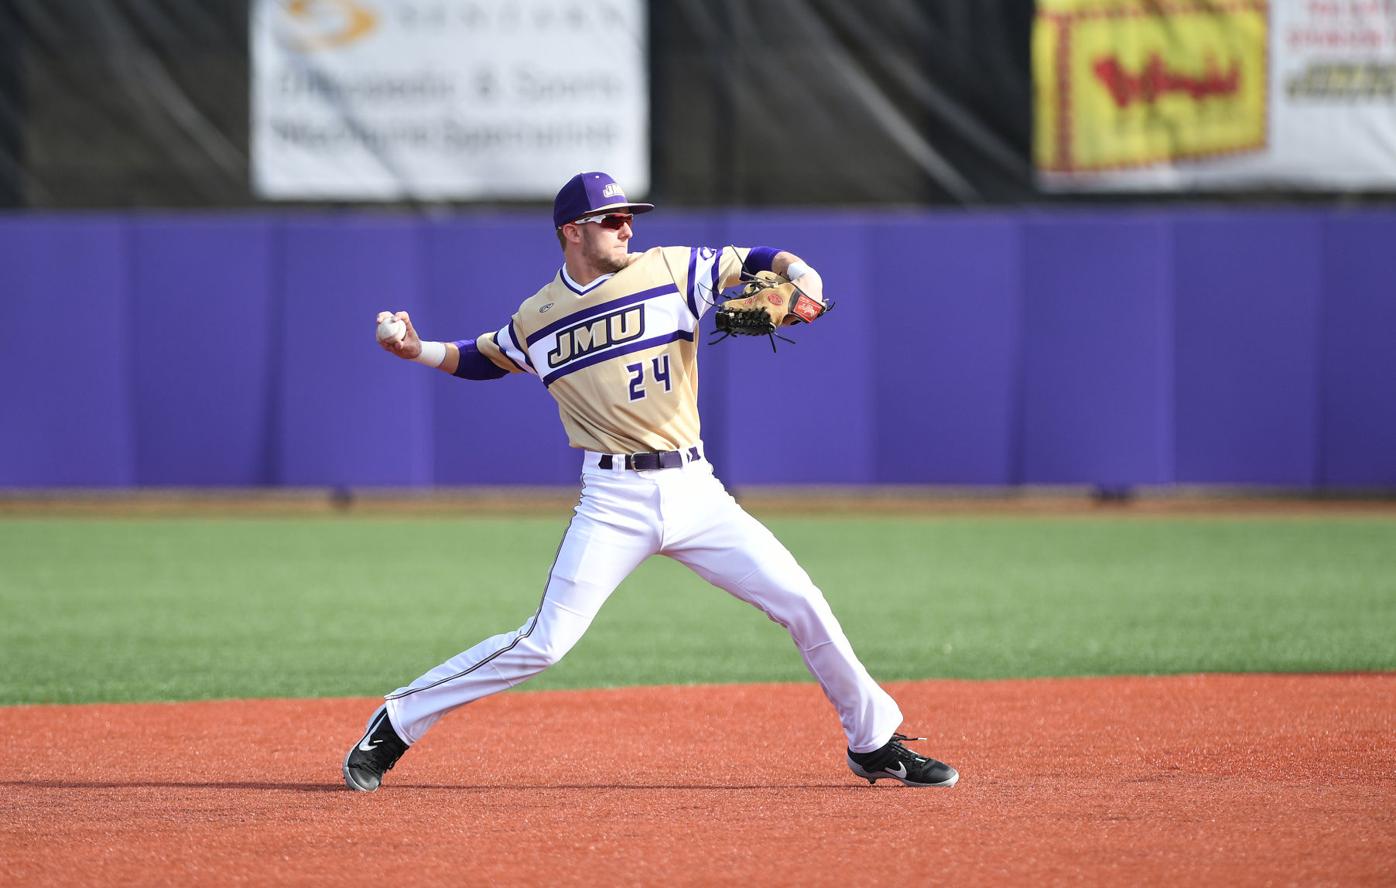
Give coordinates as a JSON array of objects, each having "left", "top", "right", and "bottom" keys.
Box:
[{"left": 582, "top": 229, "right": 630, "bottom": 276}]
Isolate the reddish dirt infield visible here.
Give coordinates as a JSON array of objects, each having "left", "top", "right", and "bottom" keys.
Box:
[{"left": 2, "top": 674, "right": 1392, "bottom": 886}]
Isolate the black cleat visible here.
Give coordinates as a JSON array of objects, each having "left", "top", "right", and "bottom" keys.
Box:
[
  {"left": 343, "top": 704, "right": 409, "bottom": 792},
  {"left": 847, "top": 733, "right": 958, "bottom": 787}
]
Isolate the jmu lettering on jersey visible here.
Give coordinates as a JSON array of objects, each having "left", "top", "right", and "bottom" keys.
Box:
[
  {"left": 474, "top": 245, "right": 748, "bottom": 454},
  {"left": 545, "top": 305, "right": 645, "bottom": 368}
]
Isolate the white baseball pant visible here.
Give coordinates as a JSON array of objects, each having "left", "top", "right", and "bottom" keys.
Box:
[{"left": 384, "top": 448, "right": 904, "bottom": 753}]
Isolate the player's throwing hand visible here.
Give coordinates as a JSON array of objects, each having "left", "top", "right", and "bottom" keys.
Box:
[{"left": 375, "top": 310, "right": 422, "bottom": 360}]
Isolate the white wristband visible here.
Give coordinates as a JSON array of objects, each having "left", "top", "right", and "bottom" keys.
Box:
[
  {"left": 413, "top": 340, "right": 447, "bottom": 368},
  {"left": 785, "top": 261, "right": 813, "bottom": 282}
]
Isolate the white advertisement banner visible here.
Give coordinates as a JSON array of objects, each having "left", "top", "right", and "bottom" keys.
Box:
[
  {"left": 1035, "top": 0, "right": 1396, "bottom": 191},
  {"left": 251, "top": 0, "right": 649, "bottom": 200}
]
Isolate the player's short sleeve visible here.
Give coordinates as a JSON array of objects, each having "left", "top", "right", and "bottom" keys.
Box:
[
  {"left": 717, "top": 245, "right": 752, "bottom": 290},
  {"left": 680, "top": 245, "right": 750, "bottom": 321},
  {"left": 475, "top": 316, "right": 536, "bottom": 377}
]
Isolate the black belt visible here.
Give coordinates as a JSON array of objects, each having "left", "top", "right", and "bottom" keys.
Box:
[{"left": 599, "top": 447, "right": 701, "bottom": 471}]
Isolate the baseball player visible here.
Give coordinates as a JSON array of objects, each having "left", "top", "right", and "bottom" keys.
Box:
[{"left": 343, "top": 172, "right": 958, "bottom": 791}]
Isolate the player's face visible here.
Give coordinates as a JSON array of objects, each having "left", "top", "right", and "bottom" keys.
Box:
[{"left": 574, "top": 213, "right": 633, "bottom": 274}]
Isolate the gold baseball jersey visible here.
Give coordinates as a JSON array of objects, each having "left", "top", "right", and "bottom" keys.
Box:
[{"left": 474, "top": 245, "right": 751, "bottom": 454}]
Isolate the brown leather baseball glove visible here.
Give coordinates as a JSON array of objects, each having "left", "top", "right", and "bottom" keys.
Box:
[{"left": 713, "top": 271, "right": 830, "bottom": 340}]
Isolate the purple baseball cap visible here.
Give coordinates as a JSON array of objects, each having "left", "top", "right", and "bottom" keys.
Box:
[{"left": 552, "top": 171, "right": 655, "bottom": 228}]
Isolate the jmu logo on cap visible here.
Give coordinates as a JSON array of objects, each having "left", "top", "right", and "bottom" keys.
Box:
[{"left": 602, "top": 183, "right": 623, "bottom": 198}]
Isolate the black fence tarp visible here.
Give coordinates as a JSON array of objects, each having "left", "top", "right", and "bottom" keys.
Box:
[
  {"left": 650, "top": 0, "right": 1034, "bottom": 206},
  {"left": 0, "top": 3, "right": 29, "bottom": 206},
  {"left": 1, "top": 0, "right": 250, "bottom": 207}
]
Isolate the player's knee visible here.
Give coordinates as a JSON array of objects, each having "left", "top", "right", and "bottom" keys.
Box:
[
  {"left": 513, "top": 596, "right": 597, "bottom": 670},
  {"left": 517, "top": 628, "right": 581, "bottom": 670},
  {"left": 762, "top": 587, "right": 837, "bottom": 638}
]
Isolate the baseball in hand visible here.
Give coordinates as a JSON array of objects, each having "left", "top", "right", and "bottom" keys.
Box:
[{"left": 376, "top": 317, "right": 407, "bottom": 344}]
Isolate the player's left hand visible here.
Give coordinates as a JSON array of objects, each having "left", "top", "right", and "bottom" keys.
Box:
[{"left": 788, "top": 268, "right": 825, "bottom": 308}]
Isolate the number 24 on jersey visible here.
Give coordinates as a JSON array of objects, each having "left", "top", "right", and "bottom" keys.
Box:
[{"left": 626, "top": 355, "right": 672, "bottom": 401}]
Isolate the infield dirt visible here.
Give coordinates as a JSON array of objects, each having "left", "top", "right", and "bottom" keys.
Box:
[{"left": 2, "top": 674, "right": 1393, "bottom": 886}]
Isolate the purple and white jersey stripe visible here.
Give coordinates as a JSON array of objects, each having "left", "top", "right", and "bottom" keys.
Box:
[
  {"left": 685, "top": 246, "right": 724, "bottom": 321},
  {"left": 493, "top": 321, "right": 535, "bottom": 376}
]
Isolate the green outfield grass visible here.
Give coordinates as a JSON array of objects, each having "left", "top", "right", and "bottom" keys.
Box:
[{"left": 1, "top": 513, "right": 1393, "bottom": 705}]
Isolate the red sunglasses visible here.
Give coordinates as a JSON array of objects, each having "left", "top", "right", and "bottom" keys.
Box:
[{"left": 572, "top": 213, "right": 634, "bottom": 230}]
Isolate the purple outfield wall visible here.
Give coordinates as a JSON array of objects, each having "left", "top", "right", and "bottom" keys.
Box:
[{"left": 1, "top": 209, "right": 1393, "bottom": 489}]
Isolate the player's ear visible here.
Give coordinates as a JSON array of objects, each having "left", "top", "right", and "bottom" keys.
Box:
[{"left": 560, "top": 223, "right": 584, "bottom": 247}]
